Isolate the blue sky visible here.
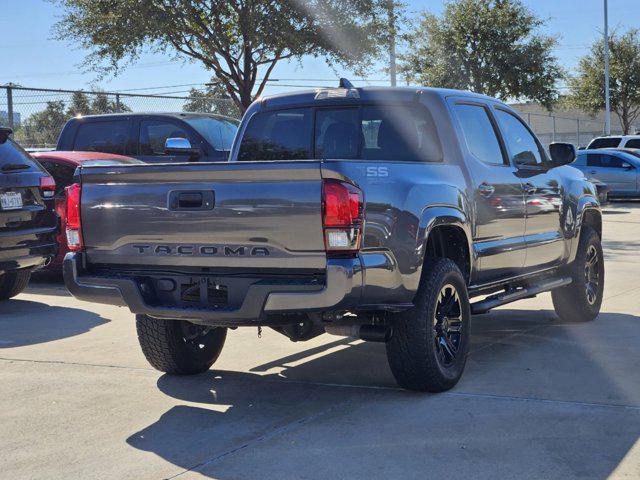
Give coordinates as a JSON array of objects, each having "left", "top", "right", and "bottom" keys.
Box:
[{"left": 1, "top": 0, "right": 638, "bottom": 96}]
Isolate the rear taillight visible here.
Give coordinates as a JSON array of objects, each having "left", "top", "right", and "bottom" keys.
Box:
[
  {"left": 65, "top": 183, "right": 83, "bottom": 252},
  {"left": 322, "top": 179, "right": 363, "bottom": 254},
  {"left": 39, "top": 176, "right": 56, "bottom": 198}
]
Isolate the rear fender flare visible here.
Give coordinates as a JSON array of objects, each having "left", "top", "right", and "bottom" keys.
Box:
[{"left": 406, "top": 205, "right": 473, "bottom": 291}]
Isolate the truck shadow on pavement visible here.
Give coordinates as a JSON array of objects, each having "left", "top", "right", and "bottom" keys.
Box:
[
  {"left": 126, "top": 308, "right": 640, "bottom": 479},
  {"left": 0, "top": 299, "right": 108, "bottom": 348}
]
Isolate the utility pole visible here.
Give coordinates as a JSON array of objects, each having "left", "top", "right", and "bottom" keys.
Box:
[
  {"left": 604, "top": 0, "right": 611, "bottom": 135},
  {"left": 386, "top": 0, "right": 397, "bottom": 87}
]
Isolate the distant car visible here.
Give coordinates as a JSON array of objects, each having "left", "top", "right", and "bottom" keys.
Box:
[
  {"left": 32, "top": 151, "right": 143, "bottom": 271},
  {"left": 56, "top": 113, "right": 239, "bottom": 163},
  {"left": 0, "top": 128, "right": 57, "bottom": 298},
  {"left": 572, "top": 149, "right": 639, "bottom": 199},
  {"left": 587, "top": 135, "right": 640, "bottom": 149}
]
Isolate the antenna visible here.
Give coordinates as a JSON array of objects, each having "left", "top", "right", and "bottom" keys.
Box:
[{"left": 339, "top": 78, "right": 355, "bottom": 89}]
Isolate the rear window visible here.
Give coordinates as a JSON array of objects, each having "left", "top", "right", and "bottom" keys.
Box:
[
  {"left": 0, "top": 138, "right": 45, "bottom": 172},
  {"left": 238, "top": 104, "right": 442, "bottom": 162},
  {"left": 238, "top": 108, "right": 312, "bottom": 161},
  {"left": 588, "top": 137, "right": 621, "bottom": 149},
  {"left": 74, "top": 120, "right": 128, "bottom": 155}
]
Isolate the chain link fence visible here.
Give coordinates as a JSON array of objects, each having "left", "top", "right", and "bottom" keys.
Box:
[
  {"left": 517, "top": 110, "right": 623, "bottom": 149},
  {"left": 0, "top": 85, "right": 239, "bottom": 149},
  {"left": 0, "top": 84, "right": 623, "bottom": 150}
]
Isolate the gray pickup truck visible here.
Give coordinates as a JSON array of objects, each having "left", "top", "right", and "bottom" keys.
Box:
[{"left": 63, "top": 83, "right": 604, "bottom": 392}]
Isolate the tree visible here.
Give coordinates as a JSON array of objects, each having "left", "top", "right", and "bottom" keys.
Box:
[
  {"left": 569, "top": 29, "right": 640, "bottom": 135},
  {"left": 20, "top": 101, "right": 68, "bottom": 146},
  {"left": 399, "top": 0, "right": 562, "bottom": 109},
  {"left": 90, "top": 92, "right": 131, "bottom": 114},
  {"left": 53, "top": 0, "right": 387, "bottom": 113},
  {"left": 183, "top": 81, "right": 240, "bottom": 118},
  {"left": 67, "top": 91, "right": 92, "bottom": 117}
]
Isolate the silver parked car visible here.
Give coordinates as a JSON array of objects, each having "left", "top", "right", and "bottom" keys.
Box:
[{"left": 573, "top": 149, "right": 639, "bottom": 198}]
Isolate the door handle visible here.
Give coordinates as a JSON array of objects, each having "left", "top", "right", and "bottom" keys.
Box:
[
  {"left": 523, "top": 182, "right": 537, "bottom": 194},
  {"left": 589, "top": 170, "right": 597, "bottom": 175},
  {"left": 168, "top": 190, "right": 215, "bottom": 210},
  {"left": 478, "top": 183, "right": 495, "bottom": 197}
]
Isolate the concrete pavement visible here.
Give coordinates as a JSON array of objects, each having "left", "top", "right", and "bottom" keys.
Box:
[{"left": 1, "top": 203, "right": 639, "bottom": 479}]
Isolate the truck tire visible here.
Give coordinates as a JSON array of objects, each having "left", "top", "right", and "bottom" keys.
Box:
[
  {"left": 0, "top": 269, "right": 31, "bottom": 301},
  {"left": 136, "top": 315, "right": 227, "bottom": 374},
  {"left": 386, "top": 258, "right": 471, "bottom": 392},
  {"left": 552, "top": 226, "right": 604, "bottom": 322}
]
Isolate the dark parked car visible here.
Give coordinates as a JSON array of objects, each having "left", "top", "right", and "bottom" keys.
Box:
[
  {"left": 33, "top": 151, "right": 142, "bottom": 271},
  {"left": 0, "top": 128, "right": 57, "bottom": 299},
  {"left": 56, "top": 113, "right": 239, "bottom": 163},
  {"left": 63, "top": 84, "right": 603, "bottom": 392},
  {"left": 572, "top": 149, "right": 639, "bottom": 198}
]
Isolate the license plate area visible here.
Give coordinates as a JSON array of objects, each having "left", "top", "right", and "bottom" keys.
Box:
[
  {"left": 0, "top": 191, "right": 23, "bottom": 210},
  {"left": 140, "top": 276, "right": 230, "bottom": 308}
]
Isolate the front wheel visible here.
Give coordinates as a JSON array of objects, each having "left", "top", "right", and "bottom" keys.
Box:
[
  {"left": 136, "top": 315, "right": 227, "bottom": 374},
  {"left": 386, "top": 258, "right": 471, "bottom": 392},
  {"left": 552, "top": 226, "right": 604, "bottom": 322}
]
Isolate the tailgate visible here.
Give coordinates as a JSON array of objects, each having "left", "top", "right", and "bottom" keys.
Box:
[{"left": 79, "top": 161, "right": 327, "bottom": 270}]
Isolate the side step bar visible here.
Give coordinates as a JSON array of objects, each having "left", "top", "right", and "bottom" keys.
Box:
[{"left": 471, "top": 276, "right": 572, "bottom": 315}]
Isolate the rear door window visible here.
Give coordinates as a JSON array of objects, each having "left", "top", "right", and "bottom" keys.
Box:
[
  {"left": 452, "top": 104, "right": 505, "bottom": 165},
  {"left": 74, "top": 120, "right": 128, "bottom": 155},
  {"left": 238, "top": 108, "right": 312, "bottom": 161},
  {"left": 625, "top": 139, "right": 640, "bottom": 148}
]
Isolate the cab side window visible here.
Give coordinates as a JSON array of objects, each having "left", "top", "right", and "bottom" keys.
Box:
[
  {"left": 139, "top": 120, "right": 193, "bottom": 156},
  {"left": 74, "top": 121, "right": 128, "bottom": 155},
  {"left": 494, "top": 109, "right": 545, "bottom": 167}
]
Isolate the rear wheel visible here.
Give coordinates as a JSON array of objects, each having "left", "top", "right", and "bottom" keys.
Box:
[
  {"left": 136, "top": 315, "right": 227, "bottom": 374},
  {"left": 0, "top": 269, "right": 31, "bottom": 301},
  {"left": 386, "top": 258, "right": 471, "bottom": 392},
  {"left": 552, "top": 226, "right": 604, "bottom": 322}
]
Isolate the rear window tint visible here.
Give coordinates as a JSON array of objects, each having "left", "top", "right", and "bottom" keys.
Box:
[
  {"left": 74, "top": 120, "right": 128, "bottom": 155},
  {"left": 238, "top": 104, "right": 442, "bottom": 162},
  {"left": 238, "top": 108, "right": 312, "bottom": 161},
  {"left": 0, "top": 138, "right": 44, "bottom": 172},
  {"left": 589, "top": 137, "right": 621, "bottom": 149}
]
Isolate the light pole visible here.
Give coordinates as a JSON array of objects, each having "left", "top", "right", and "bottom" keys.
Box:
[
  {"left": 386, "top": 0, "right": 397, "bottom": 87},
  {"left": 604, "top": 0, "right": 611, "bottom": 135}
]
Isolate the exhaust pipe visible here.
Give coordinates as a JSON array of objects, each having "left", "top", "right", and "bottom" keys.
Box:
[{"left": 324, "top": 324, "right": 392, "bottom": 343}]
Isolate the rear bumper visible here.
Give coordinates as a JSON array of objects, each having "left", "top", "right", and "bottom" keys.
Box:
[
  {"left": 64, "top": 252, "right": 378, "bottom": 325},
  {"left": 0, "top": 226, "right": 57, "bottom": 274}
]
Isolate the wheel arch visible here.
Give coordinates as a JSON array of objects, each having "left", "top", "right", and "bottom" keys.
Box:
[{"left": 418, "top": 206, "right": 473, "bottom": 285}]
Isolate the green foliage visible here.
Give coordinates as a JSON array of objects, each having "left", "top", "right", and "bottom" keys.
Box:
[
  {"left": 399, "top": 0, "right": 562, "bottom": 109},
  {"left": 53, "top": 0, "right": 387, "bottom": 112},
  {"left": 569, "top": 29, "right": 640, "bottom": 134},
  {"left": 183, "top": 81, "right": 240, "bottom": 118},
  {"left": 19, "top": 101, "right": 68, "bottom": 147}
]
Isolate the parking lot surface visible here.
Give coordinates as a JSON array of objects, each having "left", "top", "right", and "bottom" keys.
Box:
[{"left": 2, "top": 203, "right": 640, "bottom": 480}]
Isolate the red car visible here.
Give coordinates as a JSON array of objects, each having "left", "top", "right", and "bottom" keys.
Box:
[{"left": 32, "top": 151, "right": 142, "bottom": 272}]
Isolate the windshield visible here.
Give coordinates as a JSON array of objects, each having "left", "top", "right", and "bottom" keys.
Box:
[{"left": 183, "top": 116, "right": 239, "bottom": 151}]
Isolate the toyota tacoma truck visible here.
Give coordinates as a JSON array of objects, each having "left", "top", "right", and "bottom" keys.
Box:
[{"left": 63, "top": 83, "right": 604, "bottom": 392}]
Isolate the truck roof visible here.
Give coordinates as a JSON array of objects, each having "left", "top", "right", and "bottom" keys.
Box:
[
  {"left": 68, "top": 112, "right": 239, "bottom": 122},
  {"left": 259, "top": 86, "right": 500, "bottom": 110}
]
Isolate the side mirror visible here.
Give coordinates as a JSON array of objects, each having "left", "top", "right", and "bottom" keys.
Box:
[
  {"left": 622, "top": 161, "right": 634, "bottom": 170},
  {"left": 549, "top": 142, "right": 576, "bottom": 166},
  {"left": 513, "top": 150, "right": 539, "bottom": 168},
  {"left": 164, "top": 137, "right": 200, "bottom": 158}
]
